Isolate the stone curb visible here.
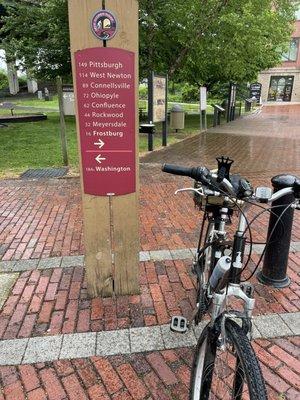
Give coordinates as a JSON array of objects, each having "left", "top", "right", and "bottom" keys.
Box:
[
  {"left": 1, "top": 242, "right": 299, "bottom": 273},
  {"left": 0, "top": 312, "right": 299, "bottom": 366}
]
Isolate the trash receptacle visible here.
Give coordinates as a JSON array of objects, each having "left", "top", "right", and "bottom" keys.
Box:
[
  {"left": 139, "top": 123, "right": 155, "bottom": 151},
  {"left": 170, "top": 104, "right": 185, "bottom": 131}
]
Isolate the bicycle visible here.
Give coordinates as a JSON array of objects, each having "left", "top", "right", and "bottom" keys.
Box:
[{"left": 162, "top": 156, "right": 300, "bottom": 400}]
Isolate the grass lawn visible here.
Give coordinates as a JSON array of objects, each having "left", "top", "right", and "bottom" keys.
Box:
[
  {"left": 2, "top": 96, "right": 215, "bottom": 113},
  {"left": 1, "top": 96, "right": 59, "bottom": 110},
  {"left": 0, "top": 111, "right": 218, "bottom": 178}
]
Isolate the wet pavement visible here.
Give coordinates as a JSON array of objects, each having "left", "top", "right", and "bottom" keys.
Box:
[
  {"left": 1, "top": 105, "right": 300, "bottom": 260},
  {"left": 141, "top": 105, "right": 300, "bottom": 178}
]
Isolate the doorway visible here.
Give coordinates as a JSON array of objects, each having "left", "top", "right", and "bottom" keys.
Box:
[{"left": 267, "top": 76, "right": 294, "bottom": 102}]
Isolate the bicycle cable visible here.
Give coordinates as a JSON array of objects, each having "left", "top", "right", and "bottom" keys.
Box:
[
  {"left": 243, "top": 203, "right": 287, "bottom": 245},
  {"left": 241, "top": 202, "right": 294, "bottom": 282},
  {"left": 207, "top": 180, "right": 254, "bottom": 269}
]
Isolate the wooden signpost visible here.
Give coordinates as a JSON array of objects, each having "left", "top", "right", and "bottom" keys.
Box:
[{"left": 68, "top": 0, "right": 139, "bottom": 297}]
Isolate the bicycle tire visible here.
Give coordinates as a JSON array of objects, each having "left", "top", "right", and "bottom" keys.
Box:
[{"left": 190, "top": 319, "right": 267, "bottom": 400}]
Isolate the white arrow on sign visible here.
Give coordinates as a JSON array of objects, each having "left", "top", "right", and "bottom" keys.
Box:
[
  {"left": 95, "top": 154, "right": 106, "bottom": 164},
  {"left": 94, "top": 139, "right": 105, "bottom": 149}
]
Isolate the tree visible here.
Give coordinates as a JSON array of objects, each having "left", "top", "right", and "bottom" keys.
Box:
[
  {"left": 140, "top": 0, "right": 297, "bottom": 87},
  {"left": 0, "top": 0, "right": 297, "bottom": 85},
  {"left": 0, "top": 0, "right": 70, "bottom": 80}
]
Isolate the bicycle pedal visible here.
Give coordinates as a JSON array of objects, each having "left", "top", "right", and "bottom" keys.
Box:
[{"left": 170, "top": 316, "right": 188, "bottom": 333}]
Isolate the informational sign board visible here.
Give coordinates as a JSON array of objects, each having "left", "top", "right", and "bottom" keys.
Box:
[
  {"left": 200, "top": 86, "right": 207, "bottom": 111},
  {"left": 250, "top": 82, "right": 262, "bottom": 103},
  {"left": 148, "top": 72, "right": 168, "bottom": 146},
  {"left": 74, "top": 47, "right": 136, "bottom": 197},
  {"left": 152, "top": 76, "right": 167, "bottom": 123},
  {"left": 69, "top": 0, "right": 139, "bottom": 298},
  {"left": 230, "top": 83, "right": 237, "bottom": 106}
]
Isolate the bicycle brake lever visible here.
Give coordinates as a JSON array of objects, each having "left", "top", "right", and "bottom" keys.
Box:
[{"left": 175, "top": 188, "right": 204, "bottom": 196}]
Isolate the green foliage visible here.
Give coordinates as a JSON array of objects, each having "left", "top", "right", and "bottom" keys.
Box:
[
  {"left": 181, "top": 84, "right": 199, "bottom": 102},
  {"left": 0, "top": 70, "right": 8, "bottom": 90},
  {"left": 0, "top": 0, "right": 70, "bottom": 80},
  {"left": 139, "top": 84, "right": 148, "bottom": 100},
  {"left": 209, "top": 82, "right": 250, "bottom": 102},
  {"left": 0, "top": 0, "right": 297, "bottom": 87},
  {"left": 140, "top": 0, "right": 296, "bottom": 86},
  {"left": 18, "top": 75, "right": 27, "bottom": 87}
]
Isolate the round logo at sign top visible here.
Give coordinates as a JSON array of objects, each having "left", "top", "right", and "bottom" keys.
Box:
[{"left": 91, "top": 10, "right": 117, "bottom": 41}]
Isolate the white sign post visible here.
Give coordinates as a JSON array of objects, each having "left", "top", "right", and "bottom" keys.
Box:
[{"left": 199, "top": 86, "right": 207, "bottom": 132}]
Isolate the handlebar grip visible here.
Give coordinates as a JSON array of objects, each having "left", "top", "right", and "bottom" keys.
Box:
[{"left": 162, "top": 164, "right": 193, "bottom": 177}]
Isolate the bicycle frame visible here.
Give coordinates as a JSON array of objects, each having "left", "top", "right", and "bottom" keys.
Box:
[{"left": 197, "top": 203, "right": 255, "bottom": 329}]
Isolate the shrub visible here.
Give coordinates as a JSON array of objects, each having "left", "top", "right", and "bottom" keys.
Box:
[
  {"left": 0, "top": 70, "right": 8, "bottom": 91},
  {"left": 181, "top": 84, "right": 199, "bottom": 102},
  {"left": 139, "top": 84, "right": 148, "bottom": 99}
]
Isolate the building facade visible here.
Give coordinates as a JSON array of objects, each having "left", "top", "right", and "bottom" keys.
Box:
[{"left": 259, "top": 10, "right": 300, "bottom": 103}]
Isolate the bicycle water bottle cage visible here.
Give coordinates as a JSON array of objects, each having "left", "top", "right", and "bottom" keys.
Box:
[{"left": 216, "top": 156, "right": 234, "bottom": 183}]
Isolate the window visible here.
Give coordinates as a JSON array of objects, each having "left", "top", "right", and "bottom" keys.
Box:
[
  {"left": 295, "top": 5, "right": 300, "bottom": 20},
  {"left": 282, "top": 38, "right": 299, "bottom": 61},
  {"left": 267, "top": 76, "right": 294, "bottom": 102}
]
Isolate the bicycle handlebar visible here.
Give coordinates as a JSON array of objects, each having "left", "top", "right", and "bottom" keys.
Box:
[
  {"left": 162, "top": 164, "right": 195, "bottom": 178},
  {"left": 162, "top": 163, "right": 241, "bottom": 197},
  {"left": 162, "top": 164, "right": 211, "bottom": 184},
  {"left": 162, "top": 163, "right": 300, "bottom": 201}
]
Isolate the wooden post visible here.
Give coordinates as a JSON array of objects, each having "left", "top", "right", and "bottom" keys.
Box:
[
  {"left": 68, "top": 0, "right": 140, "bottom": 297},
  {"left": 57, "top": 77, "right": 69, "bottom": 166}
]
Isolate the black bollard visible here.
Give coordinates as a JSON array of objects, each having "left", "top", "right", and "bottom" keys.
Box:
[
  {"left": 257, "top": 175, "right": 296, "bottom": 288},
  {"left": 148, "top": 130, "right": 154, "bottom": 151}
]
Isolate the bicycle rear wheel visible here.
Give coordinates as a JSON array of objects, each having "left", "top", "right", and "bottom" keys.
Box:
[{"left": 190, "top": 319, "right": 267, "bottom": 400}]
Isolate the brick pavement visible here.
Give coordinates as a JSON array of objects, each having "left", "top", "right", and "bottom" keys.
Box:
[
  {"left": 0, "top": 337, "right": 299, "bottom": 400},
  {"left": 0, "top": 311, "right": 299, "bottom": 365},
  {"left": 1, "top": 107, "right": 300, "bottom": 261},
  {"left": 0, "top": 105, "right": 300, "bottom": 398},
  {"left": 0, "top": 251, "right": 299, "bottom": 341},
  {"left": 1, "top": 173, "right": 300, "bottom": 260}
]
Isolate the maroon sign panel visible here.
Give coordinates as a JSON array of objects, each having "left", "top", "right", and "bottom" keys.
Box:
[{"left": 75, "top": 47, "right": 136, "bottom": 196}]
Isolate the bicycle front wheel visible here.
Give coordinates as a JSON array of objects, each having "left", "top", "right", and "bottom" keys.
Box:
[
  {"left": 194, "top": 221, "right": 215, "bottom": 324},
  {"left": 190, "top": 319, "right": 267, "bottom": 400}
]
